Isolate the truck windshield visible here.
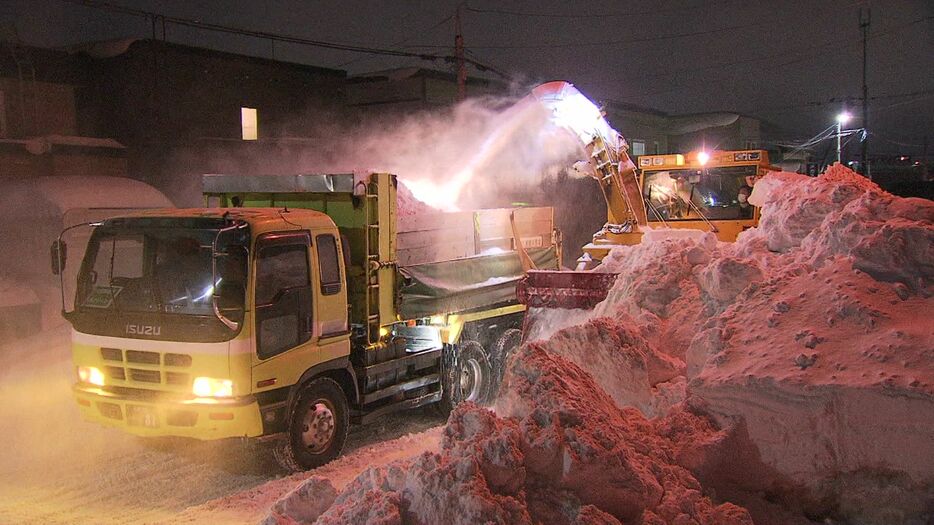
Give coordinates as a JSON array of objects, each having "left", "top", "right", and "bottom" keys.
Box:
[
  {"left": 643, "top": 167, "right": 756, "bottom": 221},
  {"left": 77, "top": 219, "right": 248, "bottom": 316}
]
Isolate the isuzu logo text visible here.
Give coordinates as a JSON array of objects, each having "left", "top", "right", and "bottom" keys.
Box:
[{"left": 126, "top": 324, "right": 161, "bottom": 336}]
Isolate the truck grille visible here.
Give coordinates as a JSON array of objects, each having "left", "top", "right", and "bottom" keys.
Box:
[
  {"left": 99, "top": 348, "right": 193, "bottom": 390},
  {"left": 101, "top": 347, "right": 122, "bottom": 361},
  {"left": 126, "top": 350, "right": 160, "bottom": 364},
  {"left": 97, "top": 402, "right": 122, "bottom": 420},
  {"left": 129, "top": 368, "right": 161, "bottom": 383}
]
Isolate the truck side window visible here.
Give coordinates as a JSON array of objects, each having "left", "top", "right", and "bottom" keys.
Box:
[
  {"left": 256, "top": 244, "right": 309, "bottom": 305},
  {"left": 315, "top": 234, "right": 341, "bottom": 296},
  {"left": 255, "top": 234, "right": 313, "bottom": 359}
]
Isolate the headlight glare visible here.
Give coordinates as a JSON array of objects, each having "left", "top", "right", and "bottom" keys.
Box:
[
  {"left": 192, "top": 376, "right": 233, "bottom": 397},
  {"left": 77, "top": 366, "right": 105, "bottom": 386}
]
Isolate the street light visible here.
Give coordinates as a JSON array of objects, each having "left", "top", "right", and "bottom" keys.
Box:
[{"left": 836, "top": 111, "right": 852, "bottom": 163}]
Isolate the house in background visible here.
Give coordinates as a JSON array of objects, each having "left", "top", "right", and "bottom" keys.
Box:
[
  {"left": 347, "top": 67, "right": 505, "bottom": 115},
  {"left": 0, "top": 41, "right": 126, "bottom": 179},
  {"left": 67, "top": 39, "right": 348, "bottom": 205}
]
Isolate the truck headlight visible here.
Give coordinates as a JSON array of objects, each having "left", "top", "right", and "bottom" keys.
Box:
[
  {"left": 192, "top": 377, "right": 234, "bottom": 397},
  {"left": 77, "top": 366, "right": 105, "bottom": 386}
]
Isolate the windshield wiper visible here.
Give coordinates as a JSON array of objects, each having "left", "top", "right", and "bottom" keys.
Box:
[{"left": 107, "top": 237, "right": 118, "bottom": 308}]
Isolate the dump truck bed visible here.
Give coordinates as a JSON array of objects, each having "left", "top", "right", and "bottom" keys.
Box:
[{"left": 203, "top": 173, "right": 558, "bottom": 337}]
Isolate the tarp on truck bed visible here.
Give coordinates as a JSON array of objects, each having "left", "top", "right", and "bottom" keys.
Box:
[{"left": 398, "top": 247, "right": 559, "bottom": 319}]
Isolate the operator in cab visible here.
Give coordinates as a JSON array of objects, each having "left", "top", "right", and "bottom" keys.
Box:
[{"left": 737, "top": 185, "right": 753, "bottom": 219}]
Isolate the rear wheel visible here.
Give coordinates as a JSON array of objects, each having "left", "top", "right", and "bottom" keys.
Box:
[
  {"left": 458, "top": 341, "right": 492, "bottom": 404},
  {"left": 275, "top": 377, "right": 349, "bottom": 472},
  {"left": 437, "top": 340, "right": 493, "bottom": 414},
  {"left": 489, "top": 328, "right": 522, "bottom": 398}
]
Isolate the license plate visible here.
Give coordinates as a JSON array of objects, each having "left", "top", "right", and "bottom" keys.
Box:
[{"left": 127, "top": 405, "right": 159, "bottom": 428}]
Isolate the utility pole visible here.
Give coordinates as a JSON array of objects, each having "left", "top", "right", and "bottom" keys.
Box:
[
  {"left": 455, "top": 4, "right": 466, "bottom": 102},
  {"left": 836, "top": 110, "right": 851, "bottom": 164},
  {"left": 860, "top": 7, "right": 871, "bottom": 178}
]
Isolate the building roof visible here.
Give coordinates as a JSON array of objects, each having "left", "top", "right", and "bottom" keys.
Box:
[
  {"left": 350, "top": 67, "right": 504, "bottom": 88},
  {"left": 602, "top": 99, "right": 668, "bottom": 117},
  {"left": 0, "top": 175, "right": 172, "bottom": 219},
  {"left": 76, "top": 39, "right": 347, "bottom": 77}
]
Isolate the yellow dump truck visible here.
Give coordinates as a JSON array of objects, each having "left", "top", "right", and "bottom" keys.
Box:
[{"left": 54, "top": 173, "right": 557, "bottom": 470}]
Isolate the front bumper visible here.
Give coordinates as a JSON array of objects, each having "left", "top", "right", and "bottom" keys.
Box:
[{"left": 73, "top": 383, "right": 264, "bottom": 440}]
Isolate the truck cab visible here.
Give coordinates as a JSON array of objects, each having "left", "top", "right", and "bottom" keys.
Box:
[{"left": 69, "top": 208, "right": 351, "bottom": 450}]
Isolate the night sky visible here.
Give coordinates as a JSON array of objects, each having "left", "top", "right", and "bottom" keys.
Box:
[{"left": 2, "top": 0, "right": 932, "bottom": 153}]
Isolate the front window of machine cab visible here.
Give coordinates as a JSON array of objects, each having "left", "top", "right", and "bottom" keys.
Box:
[
  {"left": 643, "top": 168, "right": 756, "bottom": 222},
  {"left": 71, "top": 217, "right": 250, "bottom": 342}
]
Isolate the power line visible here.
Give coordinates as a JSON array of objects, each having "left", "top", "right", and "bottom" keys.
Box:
[
  {"left": 870, "top": 132, "right": 929, "bottom": 149},
  {"left": 57, "top": 0, "right": 512, "bottom": 78},
  {"left": 578, "top": 10, "right": 929, "bottom": 96},
  {"left": 464, "top": 0, "right": 737, "bottom": 20},
  {"left": 455, "top": 0, "right": 864, "bottom": 53},
  {"left": 336, "top": 14, "right": 453, "bottom": 68},
  {"left": 409, "top": 19, "right": 769, "bottom": 50},
  {"left": 740, "top": 89, "right": 934, "bottom": 116},
  {"left": 604, "top": 15, "right": 931, "bottom": 102}
]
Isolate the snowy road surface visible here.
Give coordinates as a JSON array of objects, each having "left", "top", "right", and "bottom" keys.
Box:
[{"left": 0, "top": 326, "right": 443, "bottom": 525}]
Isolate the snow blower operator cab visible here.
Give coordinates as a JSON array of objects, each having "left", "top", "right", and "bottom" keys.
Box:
[
  {"left": 53, "top": 172, "right": 559, "bottom": 471},
  {"left": 577, "top": 148, "right": 777, "bottom": 268},
  {"left": 637, "top": 150, "right": 775, "bottom": 236}
]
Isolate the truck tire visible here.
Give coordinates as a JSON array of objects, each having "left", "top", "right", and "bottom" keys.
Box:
[
  {"left": 275, "top": 377, "right": 349, "bottom": 472},
  {"left": 437, "top": 340, "right": 493, "bottom": 414},
  {"left": 489, "top": 328, "right": 522, "bottom": 398},
  {"left": 458, "top": 341, "right": 492, "bottom": 404}
]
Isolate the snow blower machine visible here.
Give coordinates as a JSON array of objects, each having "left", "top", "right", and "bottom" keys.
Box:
[{"left": 515, "top": 81, "right": 777, "bottom": 331}]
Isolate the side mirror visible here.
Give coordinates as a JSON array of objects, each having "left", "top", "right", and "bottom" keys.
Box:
[
  {"left": 212, "top": 280, "right": 245, "bottom": 331},
  {"left": 215, "top": 280, "right": 245, "bottom": 311},
  {"left": 51, "top": 240, "right": 67, "bottom": 275}
]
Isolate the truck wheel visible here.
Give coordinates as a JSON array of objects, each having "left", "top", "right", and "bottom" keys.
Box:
[
  {"left": 437, "top": 340, "right": 493, "bottom": 414},
  {"left": 457, "top": 341, "right": 492, "bottom": 404},
  {"left": 489, "top": 328, "right": 522, "bottom": 398},
  {"left": 275, "top": 377, "right": 349, "bottom": 472}
]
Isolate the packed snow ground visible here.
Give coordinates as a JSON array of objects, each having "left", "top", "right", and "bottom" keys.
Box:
[
  {"left": 0, "top": 326, "right": 442, "bottom": 525},
  {"left": 263, "top": 165, "right": 933, "bottom": 525}
]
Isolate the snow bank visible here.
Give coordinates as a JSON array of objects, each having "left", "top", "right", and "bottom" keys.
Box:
[
  {"left": 263, "top": 345, "right": 753, "bottom": 525},
  {"left": 522, "top": 316, "right": 684, "bottom": 417},
  {"left": 516, "top": 164, "right": 933, "bottom": 523},
  {"left": 587, "top": 164, "right": 934, "bottom": 522}
]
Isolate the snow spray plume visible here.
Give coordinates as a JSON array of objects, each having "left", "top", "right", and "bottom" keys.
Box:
[
  {"left": 157, "top": 95, "right": 587, "bottom": 212},
  {"left": 338, "top": 95, "right": 587, "bottom": 211}
]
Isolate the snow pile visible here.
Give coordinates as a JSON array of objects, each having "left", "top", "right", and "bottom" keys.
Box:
[
  {"left": 262, "top": 343, "right": 754, "bottom": 525},
  {"left": 396, "top": 180, "right": 439, "bottom": 216},
  {"left": 524, "top": 316, "right": 685, "bottom": 417},
  {"left": 685, "top": 166, "right": 934, "bottom": 522},
  {"left": 586, "top": 164, "right": 934, "bottom": 522}
]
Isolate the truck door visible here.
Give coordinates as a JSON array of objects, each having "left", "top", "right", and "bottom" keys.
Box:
[
  {"left": 311, "top": 231, "right": 348, "bottom": 338},
  {"left": 251, "top": 231, "right": 317, "bottom": 386}
]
